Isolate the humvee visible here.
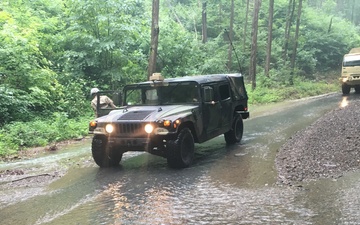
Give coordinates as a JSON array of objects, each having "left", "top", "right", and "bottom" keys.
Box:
[{"left": 89, "top": 73, "right": 249, "bottom": 168}]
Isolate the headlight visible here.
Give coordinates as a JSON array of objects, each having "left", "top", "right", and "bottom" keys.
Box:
[
  {"left": 105, "top": 124, "right": 114, "bottom": 133},
  {"left": 342, "top": 77, "right": 348, "bottom": 82},
  {"left": 144, "top": 124, "right": 154, "bottom": 134}
]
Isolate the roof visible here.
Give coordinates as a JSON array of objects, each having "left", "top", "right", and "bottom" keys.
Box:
[{"left": 126, "top": 73, "right": 244, "bottom": 87}]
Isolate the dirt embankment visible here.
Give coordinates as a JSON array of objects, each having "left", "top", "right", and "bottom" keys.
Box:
[{"left": 276, "top": 98, "right": 360, "bottom": 185}]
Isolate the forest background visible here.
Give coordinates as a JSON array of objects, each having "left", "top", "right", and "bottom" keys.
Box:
[{"left": 0, "top": 0, "right": 359, "bottom": 156}]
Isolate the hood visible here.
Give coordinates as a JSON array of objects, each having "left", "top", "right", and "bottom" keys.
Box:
[{"left": 96, "top": 105, "right": 198, "bottom": 123}]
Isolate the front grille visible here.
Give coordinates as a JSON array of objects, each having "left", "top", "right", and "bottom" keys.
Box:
[
  {"left": 120, "top": 123, "right": 141, "bottom": 133},
  {"left": 117, "top": 123, "right": 146, "bottom": 136}
]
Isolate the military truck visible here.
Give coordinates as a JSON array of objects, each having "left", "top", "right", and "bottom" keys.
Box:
[
  {"left": 340, "top": 48, "right": 360, "bottom": 94},
  {"left": 89, "top": 73, "right": 249, "bottom": 168}
]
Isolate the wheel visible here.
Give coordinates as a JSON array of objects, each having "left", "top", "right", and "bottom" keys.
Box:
[
  {"left": 224, "top": 115, "right": 244, "bottom": 145},
  {"left": 342, "top": 84, "right": 351, "bottom": 95},
  {"left": 167, "top": 128, "right": 195, "bottom": 168},
  {"left": 91, "top": 135, "right": 122, "bottom": 167},
  {"left": 355, "top": 86, "right": 360, "bottom": 94}
]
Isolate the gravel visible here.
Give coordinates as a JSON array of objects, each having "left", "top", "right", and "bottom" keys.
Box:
[{"left": 276, "top": 97, "right": 360, "bottom": 186}]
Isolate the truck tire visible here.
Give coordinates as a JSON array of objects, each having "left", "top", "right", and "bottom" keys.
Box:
[
  {"left": 91, "top": 135, "right": 122, "bottom": 167},
  {"left": 342, "top": 84, "right": 351, "bottom": 95},
  {"left": 224, "top": 115, "right": 244, "bottom": 145},
  {"left": 355, "top": 86, "right": 360, "bottom": 94},
  {"left": 167, "top": 128, "right": 195, "bottom": 168}
]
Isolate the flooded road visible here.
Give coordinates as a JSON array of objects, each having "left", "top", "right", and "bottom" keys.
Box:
[{"left": 1, "top": 92, "right": 359, "bottom": 225}]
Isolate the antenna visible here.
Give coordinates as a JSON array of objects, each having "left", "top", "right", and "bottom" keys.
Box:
[{"left": 224, "top": 29, "right": 243, "bottom": 74}]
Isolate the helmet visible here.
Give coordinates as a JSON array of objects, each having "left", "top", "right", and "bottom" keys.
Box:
[{"left": 90, "top": 88, "right": 99, "bottom": 95}]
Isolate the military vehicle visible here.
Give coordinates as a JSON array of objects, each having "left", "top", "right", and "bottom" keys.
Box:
[
  {"left": 89, "top": 73, "right": 249, "bottom": 168},
  {"left": 340, "top": 48, "right": 360, "bottom": 94}
]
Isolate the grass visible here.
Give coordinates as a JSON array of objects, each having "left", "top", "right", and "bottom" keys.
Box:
[
  {"left": 246, "top": 72, "right": 339, "bottom": 105},
  {"left": 0, "top": 113, "right": 93, "bottom": 157}
]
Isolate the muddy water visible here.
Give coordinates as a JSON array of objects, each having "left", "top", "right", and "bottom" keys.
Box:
[{"left": 1, "top": 93, "right": 359, "bottom": 224}]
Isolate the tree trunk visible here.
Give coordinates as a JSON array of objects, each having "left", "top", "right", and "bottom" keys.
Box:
[
  {"left": 243, "top": 0, "right": 250, "bottom": 51},
  {"left": 351, "top": 0, "right": 355, "bottom": 24},
  {"left": 202, "top": 2, "right": 207, "bottom": 43},
  {"left": 290, "top": 0, "right": 302, "bottom": 70},
  {"left": 265, "top": 0, "right": 274, "bottom": 77},
  {"left": 147, "top": 0, "right": 160, "bottom": 80},
  {"left": 227, "top": 0, "right": 234, "bottom": 71},
  {"left": 249, "top": 0, "right": 262, "bottom": 90},
  {"left": 283, "top": 0, "right": 295, "bottom": 62},
  {"left": 328, "top": 17, "right": 333, "bottom": 33}
]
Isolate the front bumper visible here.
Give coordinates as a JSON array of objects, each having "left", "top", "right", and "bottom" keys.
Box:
[
  {"left": 340, "top": 75, "right": 360, "bottom": 86},
  {"left": 107, "top": 137, "right": 151, "bottom": 151}
]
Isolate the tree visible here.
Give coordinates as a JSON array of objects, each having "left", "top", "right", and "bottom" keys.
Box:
[
  {"left": 202, "top": 2, "right": 207, "bottom": 43},
  {"left": 265, "top": 0, "right": 274, "bottom": 77},
  {"left": 148, "top": 0, "right": 160, "bottom": 80},
  {"left": 61, "top": 0, "right": 147, "bottom": 87},
  {"left": 283, "top": 0, "right": 296, "bottom": 62},
  {"left": 227, "top": 0, "right": 235, "bottom": 71},
  {"left": 249, "top": 0, "right": 262, "bottom": 90},
  {"left": 243, "top": 0, "right": 250, "bottom": 51},
  {"left": 290, "top": 0, "right": 303, "bottom": 71}
]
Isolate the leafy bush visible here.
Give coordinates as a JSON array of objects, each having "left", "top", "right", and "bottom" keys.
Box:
[
  {"left": 0, "top": 86, "right": 33, "bottom": 126},
  {"left": 0, "top": 113, "right": 92, "bottom": 157}
]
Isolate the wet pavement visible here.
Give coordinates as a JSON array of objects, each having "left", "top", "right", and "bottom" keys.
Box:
[{"left": 1, "top": 92, "right": 360, "bottom": 224}]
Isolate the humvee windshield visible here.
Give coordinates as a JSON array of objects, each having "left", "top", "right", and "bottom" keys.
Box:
[
  {"left": 124, "top": 81, "right": 199, "bottom": 106},
  {"left": 343, "top": 55, "right": 360, "bottom": 67}
]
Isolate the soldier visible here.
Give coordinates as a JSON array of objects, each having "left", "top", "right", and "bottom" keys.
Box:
[{"left": 90, "top": 88, "right": 116, "bottom": 117}]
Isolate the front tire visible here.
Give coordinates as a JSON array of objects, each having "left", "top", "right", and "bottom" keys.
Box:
[
  {"left": 167, "top": 128, "right": 195, "bottom": 168},
  {"left": 342, "top": 84, "right": 351, "bottom": 95},
  {"left": 224, "top": 115, "right": 244, "bottom": 145},
  {"left": 91, "top": 135, "right": 122, "bottom": 167},
  {"left": 355, "top": 86, "right": 360, "bottom": 94}
]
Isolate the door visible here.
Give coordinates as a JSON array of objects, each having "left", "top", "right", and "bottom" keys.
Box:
[
  {"left": 202, "top": 85, "right": 221, "bottom": 134},
  {"left": 218, "top": 83, "right": 232, "bottom": 128}
]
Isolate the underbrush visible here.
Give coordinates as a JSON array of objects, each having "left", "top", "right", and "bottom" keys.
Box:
[
  {"left": 247, "top": 73, "right": 339, "bottom": 104},
  {"left": 0, "top": 113, "right": 93, "bottom": 157}
]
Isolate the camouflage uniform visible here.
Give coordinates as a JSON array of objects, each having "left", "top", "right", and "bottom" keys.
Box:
[{"left": 91, "top": 95, "right": 116, "bottom": 112}]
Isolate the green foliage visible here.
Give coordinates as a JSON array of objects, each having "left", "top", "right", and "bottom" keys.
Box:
[
  {"left": 60, "top": 0, "right": 149, "bottom": 88},
  {"left": 0, "top": 86, "right": 32, "bottom": 125}
]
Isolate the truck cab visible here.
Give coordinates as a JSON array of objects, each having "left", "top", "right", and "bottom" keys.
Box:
[{"left": 340, "top": 48, "right": 360, "bottom": 94}]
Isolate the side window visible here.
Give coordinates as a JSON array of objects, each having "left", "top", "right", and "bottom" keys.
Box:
[
  {"left": 125, "top": 89, "right": 142, "bottom": 105},
  {"left": 145, "top": 89, "right": 158, "bottom": 104},
  {"left": 219, "top": 84, "right": 230, "bottom": 100}
]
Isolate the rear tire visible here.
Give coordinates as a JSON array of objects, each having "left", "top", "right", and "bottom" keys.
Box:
[
  {"left": 91, "top": 135, "right": 122, "bottom": 167},
  {"left": 224, "top": 115, "right": 244, "bottom": 145},
  {"left": 342, "top": 84, "right": 351, "bottom": 95},
  {"left": 167, "top": 128, "right": 195, "bottom": 168}
]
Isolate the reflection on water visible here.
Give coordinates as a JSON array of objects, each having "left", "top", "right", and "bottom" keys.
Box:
[
  {"left": 93, "top": 175, "right": 314, "bottom": 224},
  {"left": 340, "top": 96, "right": 349, "bottom": 108}
]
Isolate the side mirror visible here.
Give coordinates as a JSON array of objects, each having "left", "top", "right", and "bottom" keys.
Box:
[
  {"left": 203, "top": 86, "right": 214, "bottom": 102},
  {"left": 112, "top": 92, "right": 122, "bottom": 106}
]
